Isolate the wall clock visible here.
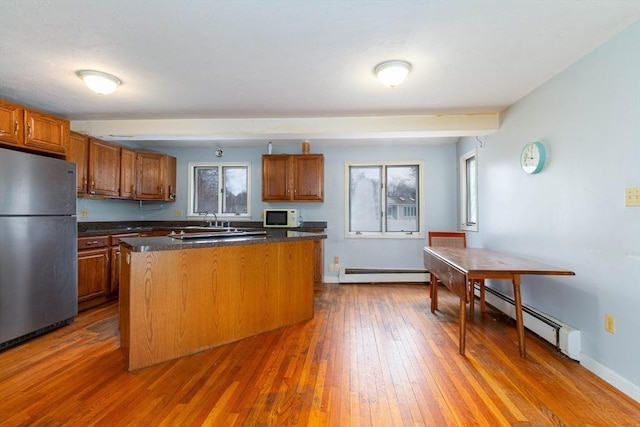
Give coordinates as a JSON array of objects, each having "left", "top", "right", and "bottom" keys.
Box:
[{"left": 520, "top": 141, "right": 546, "bottom": 174}]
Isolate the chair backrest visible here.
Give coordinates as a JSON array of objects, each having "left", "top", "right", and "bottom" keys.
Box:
[{"left": 428, "top": 231, "right": 467, "bottom": 248}]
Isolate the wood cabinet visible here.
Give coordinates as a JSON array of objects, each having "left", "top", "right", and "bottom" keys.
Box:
[
  {"left": 120, "top": 147, "right": 136, "bottom": 199},
  {"left": 89, "top": 138, "right": 121, "bottom": 197},
  {"left": 262, "top": 154, "right": 324, "bottom": 202},
  {"left": 77, "top": 233, "right": 138, "bottom": 311},
  {"left": 67, "top": 132, "right": 89, "bottom": 194},
  {"left": 0, "top": 100, "right": 22, "bottom": 146},
  {"left": 0, "top": 99, "right": 69, "bottom": 156},
  {"left": 67, "top": 135, "right": 176, "bottom": 202},
  {"left": 77, "top": 236, "right": 111, "bottom": 311},
  {"left": 163, "top": 154, "right": 177, "bottom": 201},
  {"left": 135, "top": 152, "right": 177, "bottom": 201}
]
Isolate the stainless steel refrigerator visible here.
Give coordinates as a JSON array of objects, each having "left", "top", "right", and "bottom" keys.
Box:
[{"left": 0, "top": 147, "right": 78, "bottom": 349}]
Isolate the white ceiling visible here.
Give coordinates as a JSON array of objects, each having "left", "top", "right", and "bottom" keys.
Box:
[{"left": 0, "top": 0, "right": 638, "bottom": 148}]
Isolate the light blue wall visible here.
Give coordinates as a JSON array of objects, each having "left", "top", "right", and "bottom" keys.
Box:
[
  {"left": 78, "top": 142, "right": 458, "bottom": 276},
  {"left": 458, "top": 21, "right": 640, "bottom": 397}
]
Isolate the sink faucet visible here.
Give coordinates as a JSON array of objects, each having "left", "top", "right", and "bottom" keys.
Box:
[{"left": 204, "top": 211, "right": 218, "bottom": 227}]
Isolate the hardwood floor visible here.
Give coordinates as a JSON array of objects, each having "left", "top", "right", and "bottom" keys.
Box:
[{"left": 1, "top": 283, "right": 638, "bottom": 426}]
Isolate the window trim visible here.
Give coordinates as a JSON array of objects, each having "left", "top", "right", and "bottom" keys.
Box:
[
  {"left": 344, "top": 160, "right": 425, "bottom": 239},
  {"left": 459, "top": 148, "right": 478, "bottom": 232},
  {"left": 187, "top": 161, "right": 252, "bottom": 219}
]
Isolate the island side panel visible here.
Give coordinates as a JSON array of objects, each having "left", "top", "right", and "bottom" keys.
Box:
[
  {"left": 278, "top": 240, "right": 315, "bottom": 325},
  {"left": 120, "top": 240, "right": 316, "bottom": 371}
]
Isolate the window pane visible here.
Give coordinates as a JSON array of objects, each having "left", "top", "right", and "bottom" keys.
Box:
[
  {"left": 194, "top": 167, "right": 218, "bottom": 213},
  {"left": 466, "top": 156, "right": 477, "bottom": 224},
  {"left": 386, "top": 165, "right": 419, "bottom": 232},
  {"left": 222, "top": 166, "right": 248, "bottom": 214},
  {"left": 349, "top": 166, "right": 382, "bottom": 232}
]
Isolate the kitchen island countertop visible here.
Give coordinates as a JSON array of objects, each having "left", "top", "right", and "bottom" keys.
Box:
[{"left": 120, "top": 230, "right": 326, "bottom": 253}]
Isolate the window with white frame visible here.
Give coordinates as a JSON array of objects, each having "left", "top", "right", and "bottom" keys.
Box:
[
  {"left": 459, "top": 148, "right": 478, "bottom": 232},
  {"left": 345, "top": 161, "right": 424, "bottom": 238},
  {"left": 187, "top": 162, "right": 251, "bottom": 218}
]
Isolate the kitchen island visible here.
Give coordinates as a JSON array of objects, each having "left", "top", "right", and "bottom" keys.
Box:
[{"left": 118, "top": 230, "right": 325, "bottom": 371}]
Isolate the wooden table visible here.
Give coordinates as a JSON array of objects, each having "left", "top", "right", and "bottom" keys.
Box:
[{"left": 423, "top": 246, "right": 575, "bottom": 357}]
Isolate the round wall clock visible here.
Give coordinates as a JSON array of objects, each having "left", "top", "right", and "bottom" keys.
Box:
[{"left": 520, "top": 141, "right": 546, "bottom": 174}]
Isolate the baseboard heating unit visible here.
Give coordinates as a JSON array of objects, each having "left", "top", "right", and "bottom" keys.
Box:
[
  {"left": 339, "top": 268, "right": 430, "bottom": 284},
  {"left": 477, "top": 284, "right": 581, "bottom": 361}
]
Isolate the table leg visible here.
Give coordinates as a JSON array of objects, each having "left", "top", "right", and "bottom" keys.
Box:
[
  {"left": 469, "top": 280, "right": 475, "bottom": 316},
  {"left": 459, "top": 297, "right": 466, "bottom": 355},
  {"left": 430, "top": 273, "right": 438, "bottom": 313},
  {"left": 512, "top": 275, "right": 526, "bottom": 358}
]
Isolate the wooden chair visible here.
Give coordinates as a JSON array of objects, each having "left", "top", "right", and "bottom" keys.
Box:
[{"left": 427, "top": 231, "right": 486, "bottom": 315}]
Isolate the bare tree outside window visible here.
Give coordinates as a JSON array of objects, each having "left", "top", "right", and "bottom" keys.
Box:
[{"left": 347, "top": 162, "right": 423, "bottom": 237}]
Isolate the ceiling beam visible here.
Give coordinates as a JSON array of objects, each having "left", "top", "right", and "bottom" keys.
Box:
[{"left": 72, "top": 113, "right": 500, "bottom": 143}]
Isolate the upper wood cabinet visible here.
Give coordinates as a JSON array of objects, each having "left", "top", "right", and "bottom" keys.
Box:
[
  {"left": 89, "top": 138, "right": 121, "bottom": 197},
  {"left": 262, "top": 154, "right": 324, "bottom": 202},
  {"left": 66, "top": 131, "right": 177, "bottom": 202},
  {"left": 0, "top": 99, "right": 69, "bottom": 156},
  {"left": 0, "top": 100, "right": 23, "bottom": 146},
  {"left": 120, "top": 147, "right": 137, "bottom": 199},
  {"left": 67, "top": 132, "right": 89, "bottom": 194},
  {"left": 135, "top": 152, "right": 177, "bottom": 201}
]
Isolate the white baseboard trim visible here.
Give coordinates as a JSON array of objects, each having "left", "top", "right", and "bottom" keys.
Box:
[{"left": 580, "top": 354, "right": 640, "bottom": 402}]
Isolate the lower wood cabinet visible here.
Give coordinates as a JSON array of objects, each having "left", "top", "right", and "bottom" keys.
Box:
[
  {"left": 77, "top": 233, "right": 137, "bottom": 311},
  {"left": 77, "top": 236, "right": 111, "bottom": 311}
]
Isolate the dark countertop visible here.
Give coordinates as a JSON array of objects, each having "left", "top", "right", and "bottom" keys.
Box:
[
  {"left": 78, "top": 220, "right": 327, "bottom": 236},
  {"left": 120, "top": 230, "right": 326, "bottom": 253}
]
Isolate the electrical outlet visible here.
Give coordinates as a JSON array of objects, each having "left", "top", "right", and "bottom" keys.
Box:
[
  {"left": 333, "top": 256, "right": 339, "bottom": 264},
  {"left": 605, "top": 313, "right": 615, "bottom": 334},
  {"left": 334, "top": 264, "right": 340, "bottom": 272},
  {"left": 328, "top": 264, "right": 335, "bottom": 272},
  {"left": 175, "top": 209, "right": 183, "bottom": 218},
  {"left": 80, "top": 208, "right": 89, "bottom": 218}
]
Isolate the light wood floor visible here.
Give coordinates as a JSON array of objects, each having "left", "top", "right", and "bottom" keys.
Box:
[{"left": 1, "top": 283, "right": 638, "bottom": 426}]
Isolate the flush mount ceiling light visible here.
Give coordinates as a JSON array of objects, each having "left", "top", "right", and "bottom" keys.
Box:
[
  {"left": 374, "top": 60, "right": 412, "bottom": 87},
  {"left": 77, "top": 70, "right": 121, "bottom": 95}
]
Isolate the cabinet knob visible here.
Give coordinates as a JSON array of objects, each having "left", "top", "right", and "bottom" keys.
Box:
[
  {"left": 27, "top": 124, "right": 32, "bottom": 138},
  {"left": 14, "top": 121, "right": 19, "bottom": 136}
]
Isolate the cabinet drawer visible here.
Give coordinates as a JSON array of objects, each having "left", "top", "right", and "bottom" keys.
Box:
[{"left": 78, "top": 236, "right": 109, "bottom": 250}]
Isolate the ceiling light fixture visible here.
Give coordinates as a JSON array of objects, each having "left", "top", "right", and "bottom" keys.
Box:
[
  {"left": 77, "top": 70, "right": 121, "bottom": 95},
  {"left": 374, "top": 60, "right": 412, "bottom": 87}
]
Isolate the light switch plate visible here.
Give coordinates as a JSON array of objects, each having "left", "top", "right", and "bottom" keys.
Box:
[{"left": 625, "top": 187, "right": 640, "bottom": 207}]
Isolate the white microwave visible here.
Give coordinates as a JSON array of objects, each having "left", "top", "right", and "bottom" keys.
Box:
[{"left": 263, "top": 208, "right": 300, "bottom": 228}]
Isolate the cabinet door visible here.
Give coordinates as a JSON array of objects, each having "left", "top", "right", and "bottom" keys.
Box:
[
  {"left": 77, "top": 248, "right": 110, "bottom": 303},
  {"left": 23, "top": 109, "right": 69, "bottom": 155},
  {"left": 0, "top": 100, "right": 23, "bottom": 146},
  {"left": 293, "top": 154, "right": 324, "bottom": 201},
  {"left": 262, "top": 155, "right": 292, "bottom": 201},
  {"left": 120, "top": 147, "right": 137, "bottom": 199},
  {"left": 162, "top": 154, "right": 177, "bottom": 201},
  {"left": 67, "top": 132, "right": 89, "bottom": 194},
  {"left": 89, "top": 138, "right": 121, "bottom": 197},
  {"left": 136, "top": 152, "right": 164, "bottom": 199}
]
